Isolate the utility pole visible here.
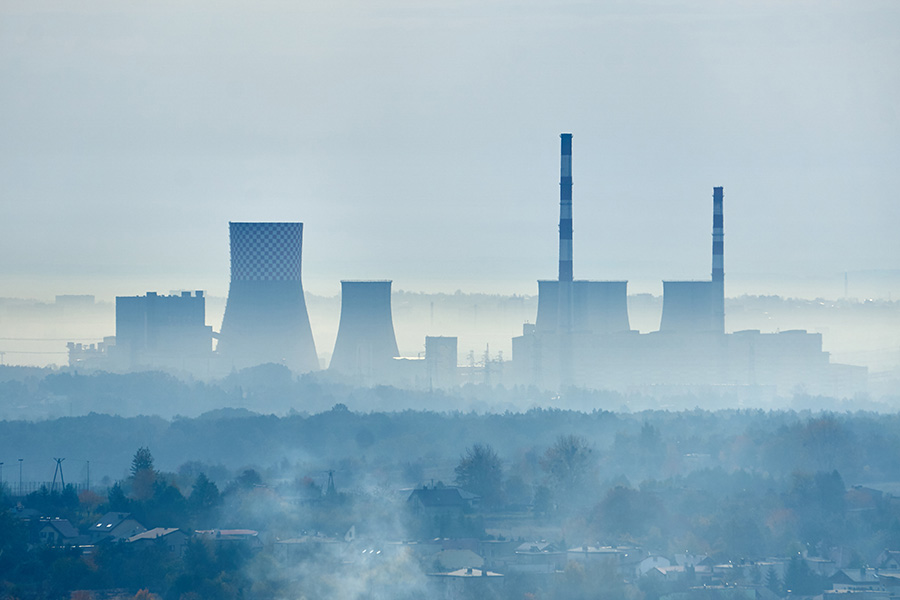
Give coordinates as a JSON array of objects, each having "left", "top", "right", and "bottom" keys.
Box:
[
  {"left": 86, "top": 460, "right": 90, "bottom": 492},
  {"left": 0, "top": 462, "right": 4, "bottom": 493},
  {"left": 18, "top": 458, "right": 22, "bottom": 496}
]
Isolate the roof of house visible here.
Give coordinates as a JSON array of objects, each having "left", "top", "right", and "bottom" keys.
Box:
[
  {"left": 408, "top": 487, "right": 479, "bottom": 508},
  {"left": 127, "top": 527, "right": 183, "bottom": 542},
  {"left": 518, "top": 541, "right": 560, "bottom": 554},
  {"left": 435, "top": 568, "right": 503, "bottom": 578},
  {"left": 567, "top": 545, "right": 632, "bottom": 555},
  {"left": 195, "top": 529, "right": 259, "bottom": 540},
  {"left": 90, "top": 512, "right": 135, "bottom": 531},
  {"left": 41, "top": 518, "right": 80, "bottom": 539},
  {"left": 831, "top": 569, "right": 881, "bottom": 584}
]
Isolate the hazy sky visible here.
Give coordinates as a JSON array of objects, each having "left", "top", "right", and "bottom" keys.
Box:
[{"left": 1, "top": 0, "right": 898, "bottom": 300}]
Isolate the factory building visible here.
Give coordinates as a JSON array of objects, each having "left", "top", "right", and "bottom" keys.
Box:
[
  {"left": 111, "top": 291, "right": 212, "bottom": 372},
  {"left": 511, "top": 135, "right": 865, "bottom": 397},
  {"left": 217, "top": 222, "right": 319, "bottom": 373},
  {"left": 425, "top": 336, "right": 459, "bottom": 390}
]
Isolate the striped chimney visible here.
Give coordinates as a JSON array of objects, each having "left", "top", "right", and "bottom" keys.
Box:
[
  {"left": 712, "top": 187, "right": 724, "bottom": 283},
  {"left": 559, "top": 133, "right": 574, "bottom": 283},
  {"left": 712, "top": 186, "right": 725, "bottom": 332}
]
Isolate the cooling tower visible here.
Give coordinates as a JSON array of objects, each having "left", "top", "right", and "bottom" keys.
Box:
[
  {"left": 329, "top": 280, "right": 399, "bottom": 376},
  {"left": 659, "top": 187, "right": 726, "bottom": 334},
  {"left": 573, "top": 281, "right": 631, "bottom": 333},
  {"left": 535, "top": 280, "right": 560, "bottom": 332},
  {"left": 217, "top": 222, "right": 319, "bottom": 373},
  {"left": 537, "top": 280, "right": 630, "bottom": 334},
  {"left": 658, "top": 281, "right": 716, "bottom": 332}
]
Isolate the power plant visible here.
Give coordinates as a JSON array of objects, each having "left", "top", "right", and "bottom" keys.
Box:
[
  {"left": 329, "top": 280, "right": 400, "bottom": 379},
  {"left": 510, "top": 136, "right": 863, "bottom": 396},
  {"left": 217, "top": 222, "right": 319, "bottom": 373},
  {"left": 62, "top": 136, "right": 866, "bottom": 398}
]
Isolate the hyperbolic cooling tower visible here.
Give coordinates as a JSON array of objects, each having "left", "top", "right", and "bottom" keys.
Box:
[
  {"left": 217, "top": 222, "right": 319, "bottom": 373},
  {"left": 329, "top": 280, "right": 399, "bottom": 376},
  {"left": 536, "top": 281, "right": 631, "bottom": 333},
  {"left": 659, "top": 187, "right": 725, "bottom": 334}
]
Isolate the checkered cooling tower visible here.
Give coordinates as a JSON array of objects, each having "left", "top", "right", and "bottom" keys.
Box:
[
  {"left": 217, "top": 222, "right": 319, "bottom": 373},
  {"left": 230, "top": 222, "right": 303, "bottom": 281}
]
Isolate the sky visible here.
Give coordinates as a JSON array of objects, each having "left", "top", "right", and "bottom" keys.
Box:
[{"left": 1, "top": 0, "right": 898, "bottom": 301}]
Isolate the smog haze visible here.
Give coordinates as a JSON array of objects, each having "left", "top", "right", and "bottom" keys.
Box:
[{"left": 1, "top": 0, "right": 898, "bottom": 302}]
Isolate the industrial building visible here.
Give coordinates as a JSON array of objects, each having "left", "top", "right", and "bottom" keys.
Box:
[
  {"left": 217, "top": 222, "right": 319, "bottom": 373},
  {"left": 111, "top": 291, "right": 212, "bottom": 373},
  {"left": 511, "top": 134, "right": 865, "bottom": 397}
]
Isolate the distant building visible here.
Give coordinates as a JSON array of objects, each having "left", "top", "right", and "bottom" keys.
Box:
[
  {"left": 127, "top": 528, "right": 189, "bottom": 557},
  {"left": 429, "top": 568, "right": 504, "bottom": 600},
  {"left": 37, "top": 518, "right": 82, "bottom": 547},
  {"left": 407, "top": 486, "right": 480, "bottom": 520},
  {"left": 426, "top": 336, "right": 458, "bottom": 390},
  {"left": 112, "top": 291, "right": 212, "bottom": 373},
  {"left": 89, "top": 512, "right": 146, "bottom": 543}
]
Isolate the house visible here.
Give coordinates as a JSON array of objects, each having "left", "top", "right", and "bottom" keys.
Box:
[
  {"left": 38, "top": 518, "right": 82, "bottom": 546},
  {"left": 567, "top": 545, "right": 646, "bottom": 577},
  {"left": 877, "top": 550, "right": 900, "bottom": 571},
  {"left": 194, "top": 529, "right": 263, "bottom": 552},
  {"left": 830, "top": 568, "right": 884, "bottom": 592},
  {"left": 845, "top": 486, "right": 885, "bottom": 513},
  {"left": 89, "top": 512, "right": 146, "bottom": 543},
  {"left": 127, "top": 528, "right": 189, "bottom": 557},
  {"left": 661, "top": 585, "right": 779, "bottom": 600},
  {"left": 674, "top": 554, "right": 714, "bottom": 568},
  {"left": 508, "top": 541, "right": 566, "bottom": 574},
  {"left": 639, "top": 555, "right": 672, "bottom": 577},
  {"left": 407, "top": 486, "right": 480, "bottom": 519},
  {"left": 433, "top": 549, "right": 485, "bottom": 572},
  {"left": 273, "top": 534, "right": 345, "bottom": 563},
  {"left": 429, "top": 568, "right": 504, "bottom": 600},
  {"left": 805, "top": 556, "right": 837, "bottom": 577}
]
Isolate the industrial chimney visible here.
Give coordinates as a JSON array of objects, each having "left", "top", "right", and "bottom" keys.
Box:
[
  {"left": 557, "top": 133, "right": 574, "bottom": 333},
  {"left": 329, "top": 280, "right": 400, "bottom": 377},
  {"left": 711, "top": 186, "right": 725, "bottom": 333},
  {"left": 217, "top": 222, "right": 319, "bottom": 373}
]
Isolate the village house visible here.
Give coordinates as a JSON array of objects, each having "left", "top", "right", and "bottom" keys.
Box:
[{"left": 89, "top": 512, "right": 147, "bottom": 543}]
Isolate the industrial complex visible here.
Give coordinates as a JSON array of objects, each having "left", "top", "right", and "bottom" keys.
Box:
[{"left": 65, "top": 135, "right": 866, "bottom": 397}]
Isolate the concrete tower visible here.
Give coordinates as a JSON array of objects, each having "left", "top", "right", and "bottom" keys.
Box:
[
  {"left": 329, "top": 280, "right": 399, "bottom": 377},
  {"left": 217, "top": 222, "right": 319, "bottom": 373}
]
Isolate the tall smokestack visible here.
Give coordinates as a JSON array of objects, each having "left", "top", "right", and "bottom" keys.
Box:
[
  {"left": 559, "top": 133, "right": 574, "bottom": 285},
  {"left": 558, "top": 133, "right": 574, "bottom": 333},
  {"left": 711, "top": 187, "right": 725, "bottom": 333}
]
